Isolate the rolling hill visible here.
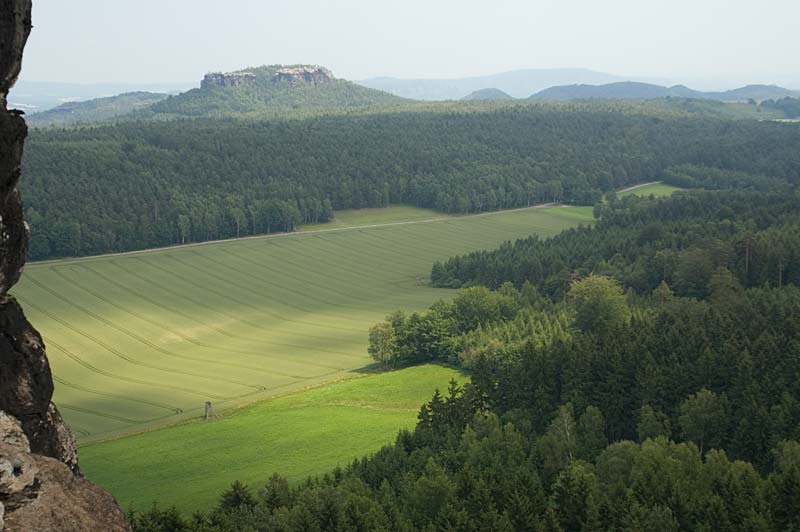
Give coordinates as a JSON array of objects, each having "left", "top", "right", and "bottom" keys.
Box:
[
  {"left": 531, "top": 81, "right": 800, "bottom": 101},
  {"left": 461, "top": 88, "right": 513, "bottom": 100},
  {"left": 26, "top": 91, "right": 168, "bottom": 127},
  {"left": 7, "top": 79, "right": 191, "bottom": 113},
  {"left": 358, "top": 68, "right": 627, "bottom": 100},
  {"left": 136, "top": 64, "right": 407, "bottom": 119}
]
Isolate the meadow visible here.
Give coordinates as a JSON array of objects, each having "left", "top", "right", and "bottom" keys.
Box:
[
  {"left": 80, "top": 364, "right": 466, "bottom": 512},
  {"left": 12, "top": 204, "right": 591, "bottom": 442}
]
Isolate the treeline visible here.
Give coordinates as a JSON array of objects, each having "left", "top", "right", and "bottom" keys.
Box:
[
  {"left": 367, "top": 276, "right": 800, "bottom": 466},
  {"left": 431, "top": 189, "right": 800, "bottom": 299},
  {"left": 761, "top": 96, "right": 800, "bottom": 118},
  {"left": 22, "top": 105, "right": 800, "bottom": 259}
]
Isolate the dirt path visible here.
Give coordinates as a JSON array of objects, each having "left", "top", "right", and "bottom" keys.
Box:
[
  {"left": 616, "top": 181, "right": 661, "bottom": 194},
  {"left": 30, "top": 181, "right": 657, "bottom": 267},
  {"left": 27, "top": 203, "right": 558, "bottom": 266}
]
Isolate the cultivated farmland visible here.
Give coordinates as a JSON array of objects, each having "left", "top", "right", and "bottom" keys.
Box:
[{"left": 12, "top": 205, "right": 591, "bottom": 441}]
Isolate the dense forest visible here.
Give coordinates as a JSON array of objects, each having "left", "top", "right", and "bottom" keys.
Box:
[
  {"left": 430, "top": 188, "right": 800, "bottom": 297},
  {"left": 129, "top": 182, "right": 800, "bottom": 530},
  {"left": 761, "top": 97, "right": 800, "bottom": 118},
  {"left": 22, "top": 104, "right": 800, "bottom": 260}
]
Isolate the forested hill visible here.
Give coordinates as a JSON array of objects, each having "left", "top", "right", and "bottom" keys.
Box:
[
  {"left": 131, "top": 64, "right": 407, "bottom": 120},
  {"left": 26, "top": 91, "right": 168, "bottom": 127},
  {"left": 761, "top": 96, "right": 800, "bottom": 118},
  {"left": 531, "top": 81, "right": 800, "bottom": 101},
  {"left": 461, "top": 88, "right": 513, "bottom": 100},
  {"left": 22, "top": 105, "right": 800, "bottom": 260}
]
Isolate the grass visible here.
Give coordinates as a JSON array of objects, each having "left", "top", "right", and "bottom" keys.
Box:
[
  {"left": 14, "top": 203, "right": 591, "bottom": 512},
  {"left": 300, "top": 205, "right": 450, "bottom": 230},
  {"left": 12, "top": 203, "right": 590, "bottom": 442},
  {"left": 79, "top": 364, "right": 466, "bottom": 513},
  {"left": 618, "top": 182, "right": 682, "bottom": 198}
]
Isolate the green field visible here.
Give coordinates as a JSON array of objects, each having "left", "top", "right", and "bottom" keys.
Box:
[
  {"left": 618, "top": 182, "right": 682, "bottom": 198},
  {"left": 80, "top": 364, "right": 465, "bottom": 512},
  {"left": 300, "top": 204, "right": 450, "bottom": 231},
  {"left": 12, "top": 204, "right": 590, "bottom": 442}
]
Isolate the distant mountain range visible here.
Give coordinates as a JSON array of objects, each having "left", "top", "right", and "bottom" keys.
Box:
[
  {"left": 358, "top": 68, "right": 628, "bottom": 100},
  {"left": 8, "top": 80, "right": 192, "bottom": 113},
  {"left": 17, "top": 65, "right": 800, "bottom": 127},
  {"left": 531, "top": 81, "right": 800, "bottom": 102},
  {"left": 27, "top": 91, "right": 168, "bottom": 127},
  {"left": 12, "top": 69, "right": 800, "bottom": 114},
  {"left": 462, "top": 88, "right": 513, "bottom": 101}
]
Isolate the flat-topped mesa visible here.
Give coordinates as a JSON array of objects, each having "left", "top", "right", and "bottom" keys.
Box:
[
  {"left": 201, "top": 71, "right": 256, "bottom": 89},
  {"left": 274, "top": 65, "right": 334, "bottom": 84}
]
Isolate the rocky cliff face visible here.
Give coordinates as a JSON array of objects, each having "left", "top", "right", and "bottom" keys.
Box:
[
  {"left": 0, "top": 1, "right": 129, "bottom": 530},
  {"left": 274, "top": 65, "right": 333, "bottom": 84},
  {"left": 201, "top": 70, "right": 256, "bottom": 89},
  {"left": 201, "top": 66, "right": 335, "bottom": 90}
]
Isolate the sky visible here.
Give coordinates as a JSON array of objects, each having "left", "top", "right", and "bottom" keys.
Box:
[{"left": 19, "top": 0, "right": 800, "bottom": 89}]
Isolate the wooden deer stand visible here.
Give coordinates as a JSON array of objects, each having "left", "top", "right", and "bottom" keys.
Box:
[{"left": 204, "top": 400, "right": 215, "bottom": 421}]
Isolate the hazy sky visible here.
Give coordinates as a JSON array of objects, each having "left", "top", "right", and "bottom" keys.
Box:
[{"left": 20, "top": 0, "right": 800, "bottom": 88}]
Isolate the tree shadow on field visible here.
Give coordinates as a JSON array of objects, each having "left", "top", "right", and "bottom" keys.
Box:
[
  {"left": 351, "top": 362, "right": 392, "bottom": 375},
  {"left": 351, "top": 361, "right": 466, "bottom": 376}
]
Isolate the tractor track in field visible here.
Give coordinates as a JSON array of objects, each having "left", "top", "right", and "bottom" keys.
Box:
[
  {"left": 221, "top": 242, "right": 403, "bottom": 304},
  {"left": 335, "top": 224, "right": 468, "bottom": 261},
  {"left": 217, "top": 246, "right": 421, "bottom": 311},
  {"left": 49, "top": 265, "right": 312, "bottom": 380},
  {"left": 75, "top": 264, "right": 343, "bottom": 372},
  {"left": 108, "top": 259, "right": 364, "bottom": 368},
  {"left": 275, "top": 233, "right": 417, "bottom": 278},
  {"left": 320, "top": 231, "right": 460, "bottom": 274},
  {"left": 53, "top": 375, "right": 182, "bottom": 414},
  {"left": 57, "top": 404, "right": 165, "bottom": 425},
  {"left": 313, "top": 232, "right": 429, "bottom": 272},
  {"left": 265, "top": 236, "right": 425, "bottom": 290},
  {"left": 405, "top": 218, "right": 503, "bottom": 243},
  {"left": 47, "top": 335, "right": 312, "bottom": 431},
  {"left": 188, "top": 249, "right": 377, "bottom": 322},
  {"left": 17, "top": 294, "right": 267, "bottom": 393},
  {"left": 161, "top": 253, "right": 367, "bottom": 336},
  {"left": 247, "top": 237, "right": 425, "bottom": 293},
  {"left": 42, "top": 338, "right": 225, "bottom": 399},
  {"left": 137, "top": 255, "right": 364, "bottom": 356},
  {"left": 68, "top": 426, "right": 91, "bottom": 437},
  {"left": 29, "top": 273, "right": 272, "bottom": 388}
]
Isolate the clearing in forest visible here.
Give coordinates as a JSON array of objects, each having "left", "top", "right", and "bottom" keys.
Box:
[{"left": 12, "top": 204, "right": 590, "bottom": 441}]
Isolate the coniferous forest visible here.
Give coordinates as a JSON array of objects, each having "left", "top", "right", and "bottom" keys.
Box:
[
  {"left": 128, "top": 150, "right": 800, "bottom": 531},
  {"left": 22, "top": 104, "right": 800, "bottom": 260},
  {"left": 7, "top": 1, "right": 800, "bottom": 530}
]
